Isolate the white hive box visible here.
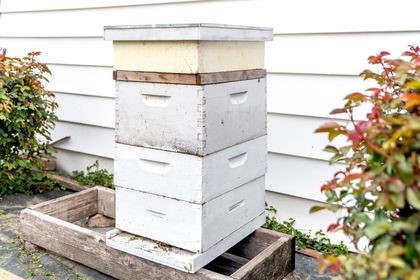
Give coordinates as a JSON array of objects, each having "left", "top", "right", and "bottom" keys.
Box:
[
  {"left": 104, "top": 23, "right": 272, "bottom": 73},
  {"left": 114, "top": 136, "right": 266, "bottom": 204},
  {"left": 116, "top": 78, "right": 266, "bottom": 155},
  {"left": 115, "top": 176, "right": 265, "bottom": 253}
]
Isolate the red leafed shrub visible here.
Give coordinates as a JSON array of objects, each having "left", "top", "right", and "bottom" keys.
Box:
[{"left": 312, "top": 46, "right": 420, "bottom": 279}]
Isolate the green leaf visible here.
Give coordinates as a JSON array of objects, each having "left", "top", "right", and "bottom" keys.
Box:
[
  {"left": 407, "top": 188, "right": 420, "bottom": 210},
  {"left": 310, "top": 205, "right": 326, "bottom": 213},
  {"left": 323, "top": 145, "right": 339, "bottom": 154},
  {"left": 388, "top": 258, "right": 407, "bottom": 268}
]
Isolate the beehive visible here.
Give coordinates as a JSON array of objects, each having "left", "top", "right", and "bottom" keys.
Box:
[{"left": 105, "top": 23, "right": 273, "bottom": 273}]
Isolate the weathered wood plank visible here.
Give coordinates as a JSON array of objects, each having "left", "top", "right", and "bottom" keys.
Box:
[
  {"left": 51, "top": 174, "right": 90, "bottom": 192},
  {"left": 231, "top": 233, "right": 295, "bottom": 280},
  {"left": 197, "top": 69, "right": 266, "bottom": 85},
  {"left": 97, "top": 187, "right": 115, "bottom": 219},
  {"left": 20, "top": 209, "right": 229, "bottom": 280},
  {"left": 0, "top": 268, "right": 25, "bottom": 280},
  {"left": 228, "top": 228, "right": 281, "bottom": 259},
  {"left": 114, "top": 69, "right": 266, "bottom": 85},
  {"left": 30, "top": 187, "right": 97, "bottom": 223}
]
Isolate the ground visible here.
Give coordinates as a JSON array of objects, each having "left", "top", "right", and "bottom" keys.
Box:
[{"left": 0, "top": 190, "right": 331, "bottom": 279}]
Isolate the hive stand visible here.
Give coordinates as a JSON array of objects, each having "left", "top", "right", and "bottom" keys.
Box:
[{"left": 20, "top": 187, "right": 295, "bottom": 280}]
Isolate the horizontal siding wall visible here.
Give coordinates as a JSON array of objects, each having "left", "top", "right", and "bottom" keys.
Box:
[{"left": 1, "top": 0, "right": 419, "bottom": 233}]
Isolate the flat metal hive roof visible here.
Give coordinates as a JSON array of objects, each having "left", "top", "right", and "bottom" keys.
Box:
[{"left": 104, "top": 23, "right": 273, "bottom": 41}]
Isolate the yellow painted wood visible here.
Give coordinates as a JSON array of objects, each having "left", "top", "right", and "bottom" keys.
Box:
[
  {"left": 113, "top": 41, "right": 264, "bottom": 73},
  {"left": 198, "top": 41, "right": 264, "bottom": 73}
]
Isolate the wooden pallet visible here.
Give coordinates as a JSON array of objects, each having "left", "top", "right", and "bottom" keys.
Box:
[{"left": 20, "top": 187, "right": 295, "bottom": 280}]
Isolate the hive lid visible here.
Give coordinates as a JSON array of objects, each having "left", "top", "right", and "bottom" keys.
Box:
[{"left": 104, "top": 23, "right": 273, "bottom": 41}]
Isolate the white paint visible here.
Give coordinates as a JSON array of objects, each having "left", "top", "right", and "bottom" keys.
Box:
[
  {"left": 54, "top": 149, "right": 113, "bottom": 175},
  {"left": 55, "top": 93, "right": 115, "bottom": 128},
  {"left": 0, "top": 38, "right": 112, "bottom": 67},
  {"left": 106, "top": 213, "right": 265, "bottom": 273},
  {"left": 267, "top": 73, "right": 373, "bottom": 120},
  {"left": 115, "top": 176, "right": 265, "bottom": 252},
  {"left": 1, "top": 1, "right": 419, "bottom": 37},
  {"left": 51, "top": 121, "right": 115, "bottom": 159},
  {"left": 2, "top": 33, "right": 417, "bottom": 76},
  {"left": 113, "top": 41, "right": 265, "bottom": 73},
  {"left": 105, "top": 23, "right": 272, "bottom": 41},
  {"left": 116, "top": 78, "right": 266, "bottom": 155},
  {"left": 266, "top": 32, "right": 420, "bottom": 75},
  {"left": 268, "top": 114, "right": 349, "bottom": 161},
  {"left": 115, "top": 136, "right": 266, "bottom": 203},
  {"left": 47, "top": 65, "right": 115, "bottom": 97},
  {"left": 0, "top": 0, "right": 203, "bottom": 12},
  {"left": 266, "top": 153, "right": 345, "bottom": 202}
]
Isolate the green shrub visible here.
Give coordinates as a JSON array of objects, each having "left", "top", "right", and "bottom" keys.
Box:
[
  {"left": 0, "top": 52, "right": 58, "bottom": 195},
  {"left": 264, "top": 204, "right": 349, "bottom": 256},
  {"left": 312, "top": 46, "right": 420, "bottom": 279},
  {"left": 72, "top": 161, "right": 114, "bottom": 188}
]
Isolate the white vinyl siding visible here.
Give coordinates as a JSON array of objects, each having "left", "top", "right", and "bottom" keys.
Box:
[{"left": 1, "top": 0, "right": 418, "bottom": 233}]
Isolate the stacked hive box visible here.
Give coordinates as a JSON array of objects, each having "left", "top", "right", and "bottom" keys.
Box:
[{"left": 104, "top": 24, "right": 273, "bottom": 273}]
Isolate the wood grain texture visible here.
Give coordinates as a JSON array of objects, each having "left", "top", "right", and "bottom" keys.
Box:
[
  {"left": 30, "top": 187, "right": 97, "bottom": 223},
  {"left": 0, "top": 268, "right": 25, "bottom": 280},
  {"left": 97, "top": 187, "right": 115, "bottom": 219},
  {"left": 231, "top": 230, "right": 295, "bottom": 280},
  {"left": 50, "top": 174, "right": 90, "bottom": 192},
  {"left": 114, "top": 69, "right": 266, "bottom": 85}
]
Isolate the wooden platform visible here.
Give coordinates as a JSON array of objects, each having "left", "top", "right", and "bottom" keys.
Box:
[{"left": 20, "top": 187, "right": 295, "bottom": 280}]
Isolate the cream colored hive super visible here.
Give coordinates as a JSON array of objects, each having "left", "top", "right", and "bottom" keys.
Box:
[{"left": 104, "top": 23, "right": 273, "bottom": 273}]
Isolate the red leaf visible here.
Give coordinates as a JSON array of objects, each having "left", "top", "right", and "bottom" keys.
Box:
[
  {"left": 327, "top": 223, "right": 340, "bottom": 232},
  {"left": 368, "top": 55, "right": 382, "bottom": 64},
  {"left": 369, "top": 105, "right": 379, "bottom": 120},
  {"left": 402, "top": 51, "right": 415, "bottom": 57},
  {"left": 342, "top": 173, "right": 363, "bottom": 184},
  {"left": 314, "top": 122, "right": 342, "bottom": 133},
  {"left": 329, "top": 108, "right": 347, "bottom": 115},
  {"left": 382, "top": 93, "right": 392, "bottom": 102},
  {"left": 330, "top": 261, "right": 341, "bottom": 274},
  {"left": 379, "top": 51, "right": 391, "bottom": 57},
  {"left": 347, "top": 131, "right": 362, "bottom": 145},
  {"left": 414, "top": 57, "right": 420, "bottom": 68}
]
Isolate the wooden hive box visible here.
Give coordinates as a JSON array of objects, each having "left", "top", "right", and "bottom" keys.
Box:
[
  {"left": 114, "top": 176, "right": 265, "bottom": 254},
  {"left": 105, "top": 23, "right": 272, "bottom": 74},
  {"left": 20, "top": 187, "right": 295, "bottom": 279},
  {"left": 114, "top": 136, "right": 266, "bottom": 204},
  {"left": 115, "top": 78, "right": 267, "bottom": 156}
]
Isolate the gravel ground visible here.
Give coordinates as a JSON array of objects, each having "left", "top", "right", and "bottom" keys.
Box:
[{"left": 0, "top": 190, "right": 332, "bottom": 279}]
